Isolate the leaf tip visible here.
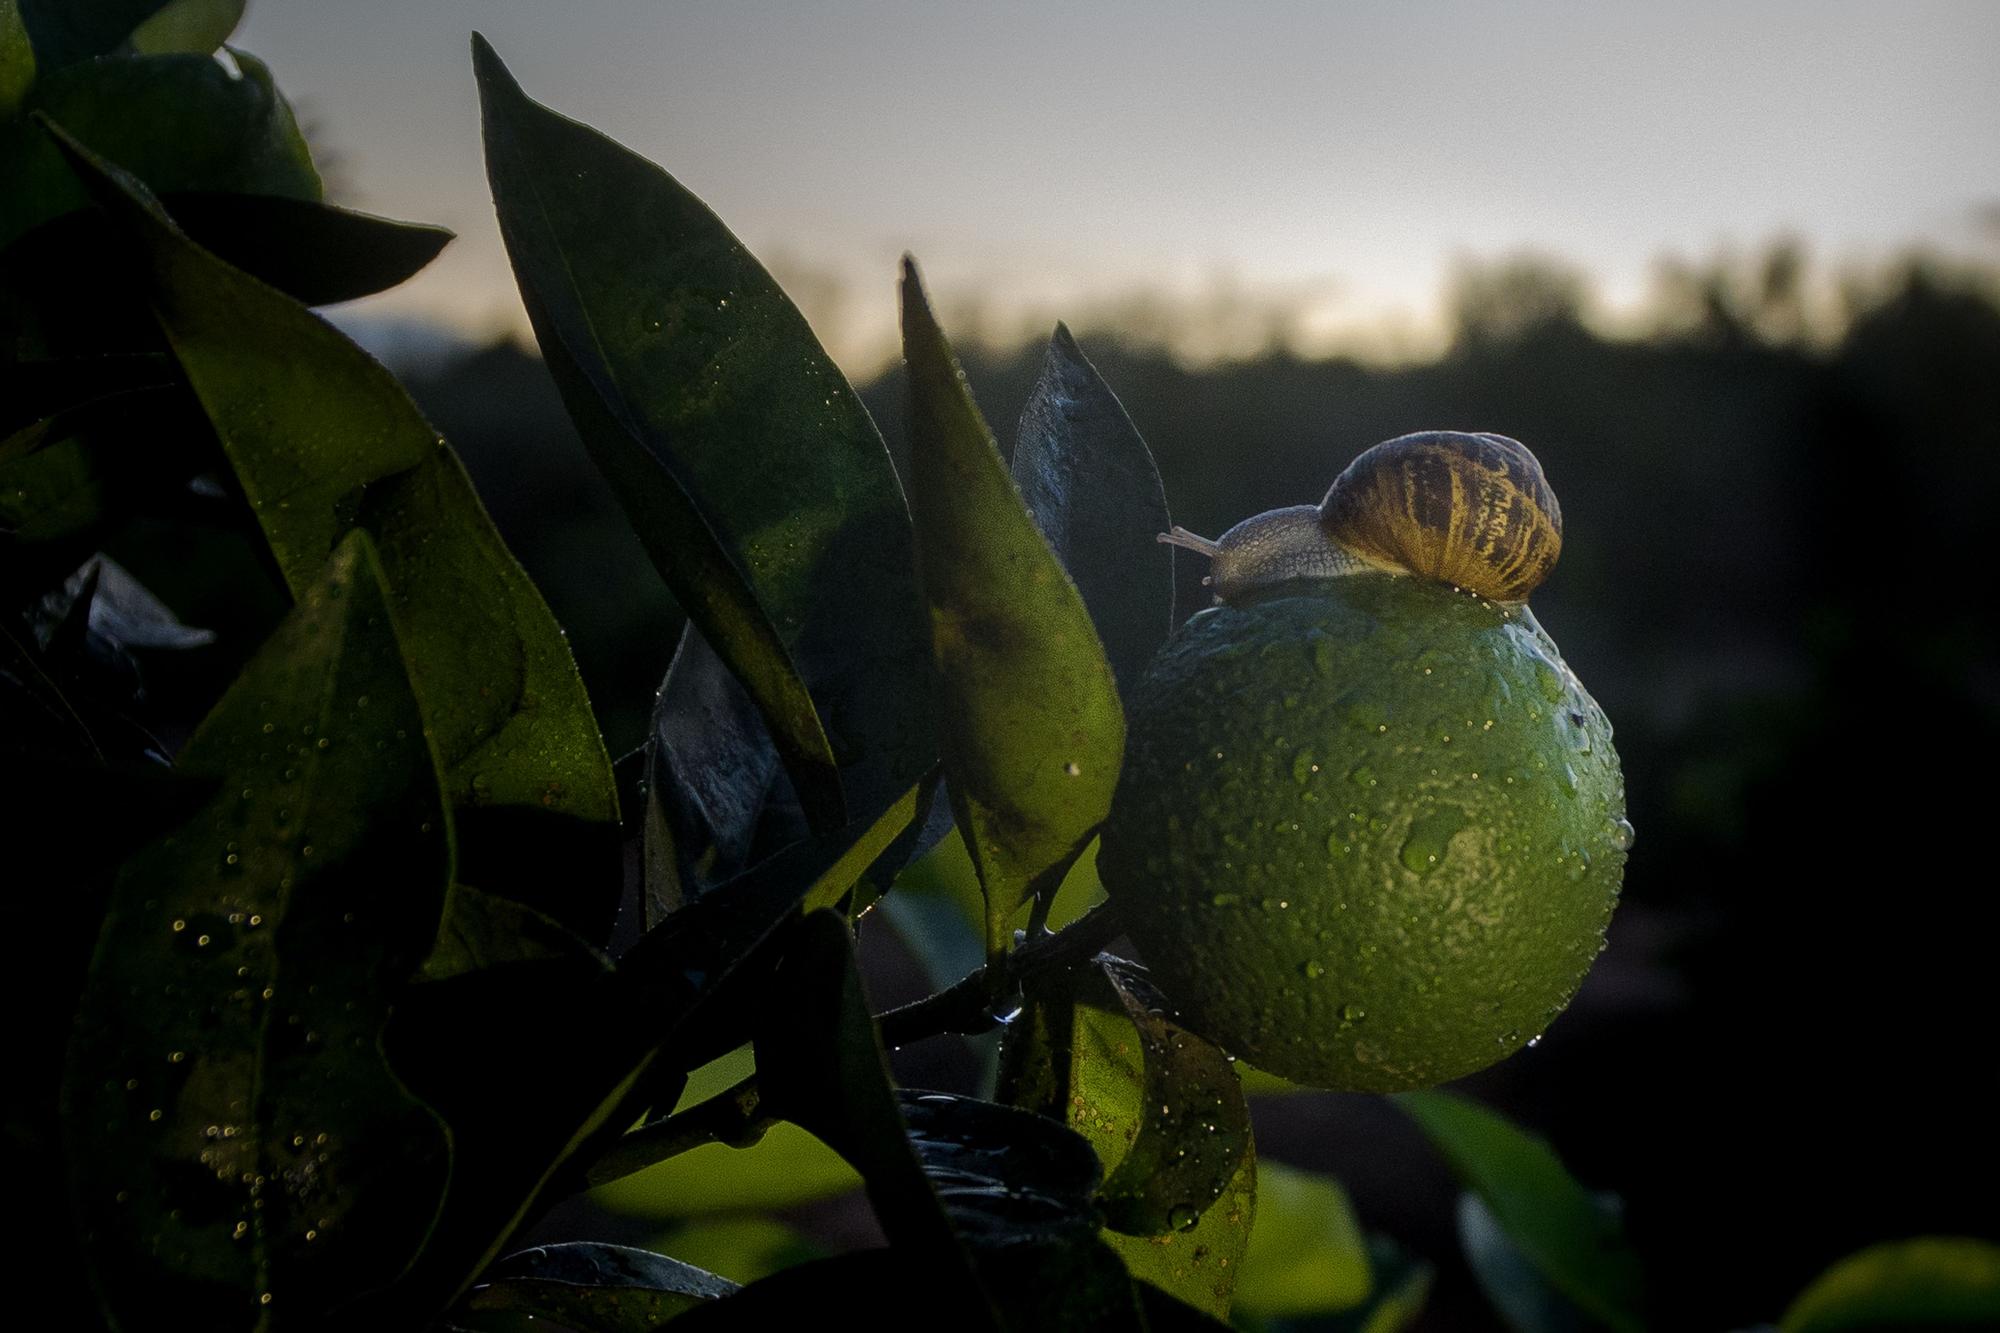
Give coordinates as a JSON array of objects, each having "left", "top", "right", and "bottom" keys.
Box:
[
  {"left": 469, "top": 31, "right": 513, "bottom": 92},
  {"left": 34, "top": 114, "right": 177, "bottom": 231}
]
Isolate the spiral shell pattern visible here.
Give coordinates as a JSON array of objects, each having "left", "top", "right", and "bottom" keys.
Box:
[{"left": 1318, "top": 431, "right": 1562, "bottom": 603}]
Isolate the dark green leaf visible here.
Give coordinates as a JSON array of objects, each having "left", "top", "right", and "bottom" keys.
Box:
[
  {"left": 127, "top": 0, "right": 243, "bottom": 55},
  {"left": 1231, "top": 1163, "right": 1374, "bottom": 1317},
  {"left": 2, "top": 753, "right": 214, "bottom": 1324},
  {"left": 157, "top": 193, "right": 451, "bottom": 305},
  {"left": 903, "top": 1091, "right": 1146, "bottom": 1333},
  {"left": 0, "top": 381, "right": 176, "bottom": 466},
  {"left": 475, "top": 34, "right": 935, "bottom": 839},
  {"left": 900, "top": 260, "right": 1125, "bottom": 958},
  {"left": 0, "top": 0, "right": 32, "bottom": 115},
  {"left": 463, "top": 1242, "right": 737, "bottom": 1332},
  {"left": 63, "top": 531, "right": 452, "bottom": 1331},
  {"left": 753, "top": 912, "right": 983, "bottom": 1291},
  {"left": 621, "top": 781, "right": 927, "bottom": 1023},
  {"left": 5, "top": 51, "right": 318, "bottom": 249},
  {"left": 15, "top": 0, "right": 170, "bottom": 70},
  {"left": 1090, "top": 960, "right": 1254, "bottom": 1241},
  {"left": 1780, "top": 1237, "right": 2000, "bottom": 1332},
  {"left": 1396, "top": 1091, "right": 1644, "bottom": 1333},
  {"left": 369, "top": 950, "right": 636, "bottom": 1325},
  {"left": 1, "top": 197, "right": 449, "bottom": 366},
  {"left": 421, "top": 883, "right": 612, "bottom": 982},
  {"left": 1002, "top": 964, "right": 1255, "bottom": 1318},
  {"left": 358, "top": 444, "right": 620, "bottom": 912},
  {"left": 54, "top": 131, "right": 620, "bottom": 930},
  {"left": 44, "top": 129, "right": 419, "bottom": 593},
  {"left": 1013, "top": 323, "right": 1175, "bottom": 692}
]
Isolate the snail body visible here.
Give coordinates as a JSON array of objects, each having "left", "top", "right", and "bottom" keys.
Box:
[{"left": 1162, "top": 431, "right": 1563, "bottom": 605}]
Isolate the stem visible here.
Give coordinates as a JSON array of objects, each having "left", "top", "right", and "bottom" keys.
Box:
[
  {"left": 584, "top": 904, "right": 1129, "bottom": 1190},
  {"left": 584, "top": 1072, "right": 767, "bottom": 1189}
]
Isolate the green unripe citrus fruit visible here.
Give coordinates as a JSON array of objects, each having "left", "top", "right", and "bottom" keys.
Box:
[{"left": 1099, "top": 433, "right": 1627, "bottom": 1093}]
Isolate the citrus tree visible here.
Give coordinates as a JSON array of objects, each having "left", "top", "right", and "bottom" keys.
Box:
[{"left": 4, "top": 5, "right": 1996, "bottom": 1330}]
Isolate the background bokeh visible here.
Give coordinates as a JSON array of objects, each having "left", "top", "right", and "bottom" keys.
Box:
[{"left": 172, "top": 3, "right": 2000, "bottom": 1328}]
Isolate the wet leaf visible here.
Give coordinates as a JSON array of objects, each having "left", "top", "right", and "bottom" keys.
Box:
[
  {"left": 900, "top": 260, "right": 1124, "bottom": 959},
  {"left": 1089, "top": 961, "right": 1254, "bottom": 1241},
  {"left": 1396, "top": 1090, "right": 1644, "bottom": 1333},
  {"left": 54, "top": 133, "right": 620, "bottom": 932},
  {"left": 4, "top": 50, "right": 319, "bottom": 248},
  {"left": 1012, "top": 323, "right": 1175, "bottom": 692},
  {"left": 126, "top": 0, "right": 243, "bottom": 55},
  {"left": 45, "top": 130, "right": 419, "bottom": 593},
  {"left": 1780, "top": 1236, "right": 2000, "bottom": 1332},
  {"left": 1002, "top": 962, "right": 1255, "bottom": 1318},
  {"left": 63, "top": 532, "right": 452, "bottom": 1331},
  {"left": 476, "top": 34, "right": 935, "bottom": 840},
  {"left": 358, "top": 445, "right": 620, "bottom": 929},
  {"left": 462, "top": 1242, "right": 737, "bottom": 1332}
]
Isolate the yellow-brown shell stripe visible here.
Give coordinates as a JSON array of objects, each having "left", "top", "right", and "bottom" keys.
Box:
[{"left": 1317, "top": 431, "right": 1563, "bottom": 602}]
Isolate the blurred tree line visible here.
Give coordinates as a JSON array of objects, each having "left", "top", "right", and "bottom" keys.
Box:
[{"left": 402, "top": 244, "right": 1998, "bottom": 1329}]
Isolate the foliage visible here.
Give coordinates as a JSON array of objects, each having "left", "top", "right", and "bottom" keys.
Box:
[{"left": 2, "top": 6, "right": 1986, "bottom": 1331}]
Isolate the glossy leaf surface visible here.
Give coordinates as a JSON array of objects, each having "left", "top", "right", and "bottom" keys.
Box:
[
  {"left": 463, "top": 1242, "right": 737, "bottom": 1332},
  {"left": 64, "top": 532, "right": 452, "bottom": 1331},
  {"left": 476, "top": 34, "right": 935, "bottom": 839},
  {"left": 59, "top": 134, "right": 620, "bottom": 928},
  {"left": 49, "top": 131, "right": 422, "bottom": 594},
  {"left": 900, "top": 260, "right": 1124, "bottom": 957},
  {"left": 1002, "top": 963, "right": 1255, "bottom": 1318},
  {"left": 1012, "top": 323, "right": 1174, "bottom": 692}
]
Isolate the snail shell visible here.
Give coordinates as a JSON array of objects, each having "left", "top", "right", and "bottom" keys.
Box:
[
  {"left": 1319, "top": 431, "right": 1562, "bottom": 604},
  {"left": 1160, "top": 430, "right": 1563, "bottom": 605}
]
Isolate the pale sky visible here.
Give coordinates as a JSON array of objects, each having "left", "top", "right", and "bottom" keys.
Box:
[{"left": 234, "top": 0, "right": 2000, "bottom": 373}]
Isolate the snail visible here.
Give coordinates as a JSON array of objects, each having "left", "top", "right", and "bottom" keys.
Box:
[{"left": 1158, "top": 431, "right": 1563, "bottom": 605}]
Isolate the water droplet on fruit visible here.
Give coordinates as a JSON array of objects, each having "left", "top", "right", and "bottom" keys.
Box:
[
  {"left": 1300, "top": 960, "right": 1325, "bottom": 980},
  {"left": 1608, "top": 818, "right": 1636, "bottom": 851},
  {"left": 1341, "top": 1003, "right": 1366, "bottom": 1022}
]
